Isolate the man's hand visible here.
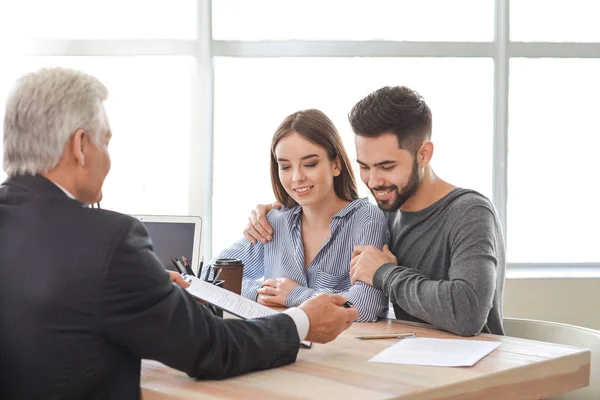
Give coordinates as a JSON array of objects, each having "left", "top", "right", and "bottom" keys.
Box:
[
  {"left": 256, "top": 277, "right": 299, "bottom": 306},
  {"left": 299, "top": 294, "right": 359, "bottom": 343},
  {"left": 350, "top": 245, "right": 397, "bottom": 286},
  {"left": 168, "top": 271, "right": 190, "bottom": 289},
  {"left": 243, "top": 202, "right": 282, "bottom": 244}
]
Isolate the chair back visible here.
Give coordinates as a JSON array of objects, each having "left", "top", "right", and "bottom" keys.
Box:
[{"left": 504, "top": 317, "right": 600, "bottom": 399}]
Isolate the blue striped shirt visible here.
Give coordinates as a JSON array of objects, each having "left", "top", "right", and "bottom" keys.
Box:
[{"left": 213, "top": 198, "right": 390, "bottom": 322}]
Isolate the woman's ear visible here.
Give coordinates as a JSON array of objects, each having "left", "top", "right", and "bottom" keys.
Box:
[{"left": 333, "top": 157, "right": 342, "bottom": 177}]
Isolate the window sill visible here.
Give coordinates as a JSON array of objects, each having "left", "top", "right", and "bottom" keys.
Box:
[{"left": 506, "top": 263, "right": 600, "bottom": 279}]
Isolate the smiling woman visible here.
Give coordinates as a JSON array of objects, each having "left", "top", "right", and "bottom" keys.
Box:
[
  {"left": 269, "top": 109, "right": 357, "bottom": 209},
  {"left": 210, "top": 109, "right": 390, "bottom": 322}
]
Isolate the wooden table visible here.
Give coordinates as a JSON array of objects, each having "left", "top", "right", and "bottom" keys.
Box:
[{"left": 141, "top": 319, "right": 590, "bottom": 399}]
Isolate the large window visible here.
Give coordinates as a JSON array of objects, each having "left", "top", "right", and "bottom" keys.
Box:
[
  {"left": 0, "top": 0, "right": 197, "bottom": 40},
  {"left": 1, "top": 0, "right": 598, "bottom": 271},
  {"left": 508, "top": 59, "right": 600, "bottom": 263},
  {"left": 511, "top": 0, "right": 600, "bottom": 42},
  {"left": 213, "top": 0, "right": 493, "bottom": 41},
  {"left": 0, "top": 1, "right": 199, "bottom": 217}
]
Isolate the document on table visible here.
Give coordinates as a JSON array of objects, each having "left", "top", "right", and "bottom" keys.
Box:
[
  {"left": 184, "top": 275, "right": 312, "bottom": 348},
  {"left": 369, "top": 338, "right": 501, "bottom": 367}
]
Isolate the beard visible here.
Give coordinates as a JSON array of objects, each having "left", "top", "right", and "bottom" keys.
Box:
[{"left": 370, "top": 157, "right": 421, "bottom": 212}]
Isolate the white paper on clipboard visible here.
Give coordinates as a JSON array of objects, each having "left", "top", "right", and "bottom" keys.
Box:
[{"left": 184, "top": 274, "right": 312, "bottom": 348}]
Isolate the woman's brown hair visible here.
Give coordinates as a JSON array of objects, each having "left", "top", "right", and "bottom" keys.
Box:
[{"left": 270, "top": 109, "right": 358, "bottom": 208}]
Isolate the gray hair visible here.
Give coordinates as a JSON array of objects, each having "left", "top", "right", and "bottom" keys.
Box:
[{"left": 3, "top": 67, "right": 109, "bottom": 176}]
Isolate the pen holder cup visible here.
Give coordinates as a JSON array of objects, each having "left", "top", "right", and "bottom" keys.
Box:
[
  {"left": 212, "top": 258, "right": 244, "bottom": 295},
  {"left": 202, "top": 280, "right": 224, "bottom": 318}
]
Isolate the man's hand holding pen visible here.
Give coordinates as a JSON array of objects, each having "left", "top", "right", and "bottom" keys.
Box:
[{"left": 299, "top": 294, "right": 359, "bottom": 343}]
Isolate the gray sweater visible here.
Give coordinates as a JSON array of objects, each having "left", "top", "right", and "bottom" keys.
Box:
[{"left": 373, "top": 188, "right": 505, "bottom": 336}]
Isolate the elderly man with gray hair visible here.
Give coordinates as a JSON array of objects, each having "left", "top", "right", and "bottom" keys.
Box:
[{"left": 0, "top": 67, "right": 358, "bottom": 399}]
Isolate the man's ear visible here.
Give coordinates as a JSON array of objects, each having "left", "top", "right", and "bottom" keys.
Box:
[
  {"left": 70, "top": 129, "right": 87, "bottom": 167},
  {"left": 418, "top": 141, "right": 434, "bottom": 168}
]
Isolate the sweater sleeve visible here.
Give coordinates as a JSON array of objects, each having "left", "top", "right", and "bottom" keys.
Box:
[{"left": 373, "top": 205, "right": 500, "bottom": 336}]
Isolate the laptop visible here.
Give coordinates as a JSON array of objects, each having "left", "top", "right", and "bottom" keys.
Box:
[{"left": 132, "top": 215, "right": 202, "bottom": 275}]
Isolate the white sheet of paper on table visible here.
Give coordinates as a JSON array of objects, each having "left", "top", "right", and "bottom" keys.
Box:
[{"left": 369, "top": 338, "right": 501, "bottom": 367}]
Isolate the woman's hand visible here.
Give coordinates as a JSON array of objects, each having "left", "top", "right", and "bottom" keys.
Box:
[{"left": 256, "top": 277, "right": 299, "bottom": 306}]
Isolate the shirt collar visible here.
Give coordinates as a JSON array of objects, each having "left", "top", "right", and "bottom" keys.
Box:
[
  {"left": 332, "top": 197, "right": 369, "bottom": 219},
  {"left": 288, "top": 205, "right": 303, "bottom": 226},
  {"left": 51, "top": 181, "right": 76, "bottom": 200}
]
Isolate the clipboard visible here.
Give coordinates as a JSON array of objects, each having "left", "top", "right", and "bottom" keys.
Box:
[{"left": 183, "top": 275, "right": 312, "bottom": 348}]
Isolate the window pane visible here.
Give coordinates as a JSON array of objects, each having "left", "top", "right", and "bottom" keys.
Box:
[
  {"left": 213, "top": 57, "right": 493, "bottom": 255},
  {"left": 0, "top": 0, "right": 196, "bottom": 39},
  {"left": 511, "top": 0, "right": 600, "bottom": 42},
  {"left": 1, "top": 56, "right": 194, "bottom": 215},
  {"left": 213, "top": 0, "right": 493, "bottom": 41},
  {"left": 508, "top": 59, "right": 600, "bottom": 263}
]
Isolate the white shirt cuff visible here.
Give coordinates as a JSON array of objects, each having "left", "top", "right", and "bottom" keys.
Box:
[{"left": 283, "top": 307, "right": 310, "bottom": 342}]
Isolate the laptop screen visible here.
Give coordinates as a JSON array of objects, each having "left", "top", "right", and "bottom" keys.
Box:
[
  {"left": 142, "top": 221, "right": 195, "bottom": 272},
  {"left": 133, "top": 215, "right": 202, "bottom": 274}
]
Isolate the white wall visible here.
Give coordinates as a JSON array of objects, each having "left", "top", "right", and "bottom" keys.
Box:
[{"left": 504, "top": 278, "right": 600, "bottom": 330}]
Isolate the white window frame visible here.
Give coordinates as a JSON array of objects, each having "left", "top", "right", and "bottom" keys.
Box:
[{"left": 13, "top": 0, "right": 600, "bottom": 274}]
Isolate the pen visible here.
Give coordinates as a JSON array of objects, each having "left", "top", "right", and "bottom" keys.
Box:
[
  {"left": 204, "top": 263, "right": 212, "bottom": 281},
  {"left": 212, "top": 267, "right": 223, "bottom": 284},
  {"left": 354, "top": 333, "right": 416, "bottom": 340},
  {"left": 181, "top": 255, "right": 195, "bottom": 276},
  {"left": 170, "top": 257, "right": 185, "bottom": 274},
  {"left": 197, "top": 256, "right": 204, "bottom": 279},
  {"left": 342, "top": 300, "right": 354, "bottom": 309}
]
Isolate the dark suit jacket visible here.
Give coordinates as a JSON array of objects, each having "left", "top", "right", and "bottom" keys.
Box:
[{"left": 0, "top": 174, "right": 300, "bottom": 400}]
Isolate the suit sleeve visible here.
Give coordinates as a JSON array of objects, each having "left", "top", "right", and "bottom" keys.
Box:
[{"left": 100, "top": 219, "right": 300, "bottom": 379}]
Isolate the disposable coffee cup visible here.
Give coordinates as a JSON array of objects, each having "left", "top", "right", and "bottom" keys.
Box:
[{"left": 212, "top": 258, "right": 244, "bottom": 295}]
